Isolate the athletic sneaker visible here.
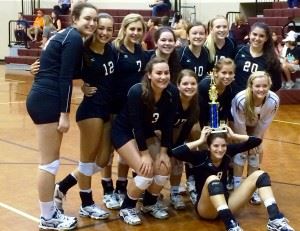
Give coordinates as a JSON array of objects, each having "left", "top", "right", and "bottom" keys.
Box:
[
  {"left": 249, "top": 191, "right": 262, "bottom": 205},
  {"left": 285, "top": 81, "right": 295, "bottom": 90},
  {"left": 119, "top": 208, "right": 142, "bottom": 225},
  {"left": 186, "top": 180, "right": 197, "bottom": 205},
  {"left": 39, "top": 209, "right": 77, "bottom": 230},
  {"left": 227, "top": 220, "right": 244, "bottom": 231},
  {"left": 54, "top": 184, "right": 65, "bottom": 213},
  {"left": 141, "top": 202, "right": 169, "bottom": 219},
  {"left": 79, "top": 204, "right": 110, "bottom": 220},
  {"left": 115, "top": 191, "right": 126, "bottom": 206},
  {"left": 267, "top": 217, "right": 295, "bottom": 231},
  {"left": 103, "top": 193, "right": 121, "bottom": 210},
  {"left": 170, "top": 193, "right": 186, "bottom": 210}
]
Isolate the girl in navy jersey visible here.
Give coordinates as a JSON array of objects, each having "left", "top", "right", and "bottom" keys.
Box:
[
  {"left": 234, "top": 22, "right": 281, "bottom": 93},
  {"left": 99, "top": 13, "right": 149, "bottom": 209},
  {"left": 205, "top": 15, "right": 236, "bottom": 66},
  {"left": 186, "top": 58, "right": 237, "bottom": 205},
  {"left": 53, "top": 13, "right": 115, "bottom": 220},
  {"left": 26, "top": 3, "right": 98, "bottom": 230},
  {"left": 178, "top": 22, "right": 210, "bottom": 82},
  {"left": 112, "top": 57, "right": 178, "bottom": 225},
  {"left": 169, "top": 69, "right": 199, "bottom": 210},
  {"left": 231, "top": 71, "right": 279, "bottom": 205},
  {"left": 171, "top": 126, "right": 294, "bottom": 231},
  {"left": 150, "top": 26, "right": 181, "bottom": 83}
]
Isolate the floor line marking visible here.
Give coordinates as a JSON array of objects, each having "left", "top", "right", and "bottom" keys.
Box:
[
  {"left": 0, "top": 202, "right": 39, "bottom": 223},
  {"left": 273, "top": 120, "right": 300, "bottom": 125}
]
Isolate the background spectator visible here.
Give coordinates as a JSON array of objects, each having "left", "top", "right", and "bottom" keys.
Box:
[
  {"left": 14, "top": 12, "right": 29, "bottom": 45},
  {"left": 229, "top": 14, "right": 250, "bottom": 45},
  {"left": 150, "top": 0, "right": 171, "bottom": 16},
  {"left": 142, "top": 16, "right": 160, "bottom": 50},
  {"left": 40, "top": 15, "right": 57, "bottom": 48},
  {"left": 27, "top": 9, "right": 44, "bottom": 42},
  {"left": 51, "top": 10, "right": 62, "bottom": 31}
]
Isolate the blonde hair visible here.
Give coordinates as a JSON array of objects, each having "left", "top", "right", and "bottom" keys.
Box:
[
  {"left": 205, "top": 15, "right": 228, "bottom": 62},
  {"left": 244, "top": 71, "right": 272, "bottom": 121},
  {"left": 113, "top": 13, "right": 146, "bottom": 51}
]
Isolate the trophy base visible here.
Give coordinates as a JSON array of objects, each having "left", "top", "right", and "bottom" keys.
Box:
[{"left": 210, "top": 126, "right": 227, "bottom": 133}]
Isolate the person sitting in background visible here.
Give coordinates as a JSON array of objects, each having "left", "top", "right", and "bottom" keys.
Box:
[
  {"left": 272, "top": 32, "right": 283, "bottom": 59},
  {"left": 160, "top": 15, "right": 170, "bottom": 26},
  {"left": 14, "top": 12, "right": 29, "bottom": 45},
  {"left": 229, "top": 14, "right": 250, "bottom": 45},
  {"left": 40, "top": 15, "right": 57, "bottom": 48},
  {"left": 287, "top": 0, "right": 299, "bottom": 8},
  {"left": 27, "top": 9, "right": 44, "bottom": 42},
  {"left": 142, "top": 17, "right": 160, "bottom": 50},
  {"left": 51, "top": 10, "right": 62, "bottom": 31},
  {"left": 281, "top": 31, "right": 300, "bottom": 89},
  {"left": 173, "top": 18, "right": 189, "bottom": 47},
  {"left": 150, "top": 0, "right": 172, "bottom": 16},
  {"left": 58, "top": 0, "right": 71, "bottom": 14}
]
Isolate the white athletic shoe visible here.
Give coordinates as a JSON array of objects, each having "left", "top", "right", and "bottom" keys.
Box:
[
  {"left": 170, "top": 193, "right": 186, "bottom": 210},
  {"left": 79, "top": 204, "right": 110, "bottom": 220},
  {"left": 119, "top": 208, "right": 142, "bottom": 225},
  {"left": 103, "top": 193, "right": 121, "bottom": 210},
  {"left": 186, "top": 180, "right": 197, "bottom": 205},
  {"left": 141, "top": 202, "right": 169, "bottom": 219},
  {"left": 227, "top": 220, "right": 244, "bottom": 231},
  {"left": 249, "top": 191, "right": 262, "bottom": 205},
  {"left": 39, "top": 209, "right": 77, "bottom": 230},
  {"left": 267, "top": 217, "right": 295, "bottom": 231}
]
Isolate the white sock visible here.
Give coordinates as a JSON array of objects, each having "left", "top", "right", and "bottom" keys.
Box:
[
  {"left": 80, "top": 188, "right": 92, "bottom": 193},
  {"left": 217, "top": 204, "right": 229, "bottom": 211},
  {"left": 264, "top": 197, "right": 276, "bottom": 207},
  {"left": 102, "top": 177, "right": 112, "bottom": 182},
  {"left": 171, "top": 186, "right": 180, "bottom": 194},
  {"left": 40, "top": 201, "right": 55, "bottom": 220},
  {"left": 233, "top": 176, "right": 242, "bottom": 189},
  {"left": 117, "top": 177, "right": 127, "bottom": 181}
]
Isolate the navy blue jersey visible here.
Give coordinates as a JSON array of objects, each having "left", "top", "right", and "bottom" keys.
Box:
[
  {"left": 178, "top": 46, "right": 210, "bottom": 82},
  {"left": 234, "top": 45, "right": 282, "bottom": 93},
  {"left": 32, "top": 27, "right": 83, "bottom": 113},
  {"left": 171, "top": 136, "right": 262, "bottom": 199},
  {"left": 198, "top": 76, "right": 237, "bottom": 127},
  {"left": 147, "top": 50, "right": 182, "bottom": 83},
  {"left": 81, "top": 43, "right": 115, "bottom": 106},
  {"left": 113, "top": 83, "right": 178, "bottom": 151},
  {"left": 215, "top": 37, "right": 236, "bottom": 63},
  {"left": 112, "top": 43, "right": 150, "bottom": 113}
]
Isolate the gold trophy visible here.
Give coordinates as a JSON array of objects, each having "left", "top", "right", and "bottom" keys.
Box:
[{"left": 208, "top": 72, "right": 226, "bottom": 133}]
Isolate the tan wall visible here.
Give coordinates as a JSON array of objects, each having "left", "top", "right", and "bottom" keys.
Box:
[{"left": 0, "top": 0, "right": 241, "bottom": 60}]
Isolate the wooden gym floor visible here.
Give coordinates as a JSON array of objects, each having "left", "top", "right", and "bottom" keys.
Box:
[{"left": 0, "top": 65, "right": 299, "bottom": 231}]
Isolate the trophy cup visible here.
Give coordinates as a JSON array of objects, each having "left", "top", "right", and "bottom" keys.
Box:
[{"left": 208, "top": 72, "right": 227, "bottom": 133}]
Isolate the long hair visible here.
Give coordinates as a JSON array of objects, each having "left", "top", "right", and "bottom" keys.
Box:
[
  {"left": 154, "top": 26, "right": 181, "bottom": 83},
  {"left": 244, "top": 71, "right": 272, "bottom": 122},
  {"left": 141, "top": 57, "right": 169, "bottom": 117},
  {"left": 177, "top": 69, "right": 199, "bottom": 124},
  {"left": 250, "top": 23, "right": 281, "bottom": 78},
  {"left": 113, "top": 13, "right": 146, "bottom": 52},
  {"left": 205, "top": 15, "right": 228, "bottom": 62}
]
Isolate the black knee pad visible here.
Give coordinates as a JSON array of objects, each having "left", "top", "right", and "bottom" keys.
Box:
[
  {"left": 256, "top": 172, "right": 271, "bottom": 188},
  {"left": 207, "top": 180, "right": 225, "bottom": 196}
]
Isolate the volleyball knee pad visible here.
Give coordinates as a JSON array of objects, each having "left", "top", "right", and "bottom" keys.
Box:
[
  {"left": 39, "top": 159, "right": 60, "bottom": 175},
  {"left": 154, "top": 175, "right": 169, "bottom": 186},
  {"left": 233, "top": 153, "right": 247, "bottom": 166},
  {"left": 93, "top": 163, "right": 103, "bottom": 174},
  {"left": 78, "top": 162, "right": 94, "bottom": 176},
  {"left": 134, "top": 176, "right": 153, "bottom": 190},
  {"left": 207, "top": 180, "right": 225, "bottom": 196},
  {"left": 248, "top": 154, "right": 259, "bottom": 168},
  {"left": 256, "top": 172, "right": 271, "bottom": 188}
]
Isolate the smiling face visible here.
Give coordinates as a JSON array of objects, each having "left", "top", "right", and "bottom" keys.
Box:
[
  {"left": 209, "top": 137, "right": 227, "bottom": 162},
  {"left": 124, "top": 21, "right": 144, "bottom": 44},
  {"left": 251, "top": 76, "right": 270, "bottom": 101},
  {"left": 155, "top": 31, "right": 176, "bottom": 55},
  {"left": 211, "top": 18, "right": 228, "bottom": 41},
  {"left": 215, "top": 64, "right": 235, "bottom": 87},
  {"left": 250, "top": 26, "right": 268, "bottom": 51},
  {"left": 188, "top": 25, "right": 206, "bottom": 48},
  {"left": 148, "top": 62, "right": 170, "bottom": 91},
  {"left": 94, "top": 17, "right": 113, "bottom": 45},
  {"left": 73, "top": 7, "right": 98, "bottom": 37},
  {"left": 178, "top": 75, "right": 198, "bottom": 99}
]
